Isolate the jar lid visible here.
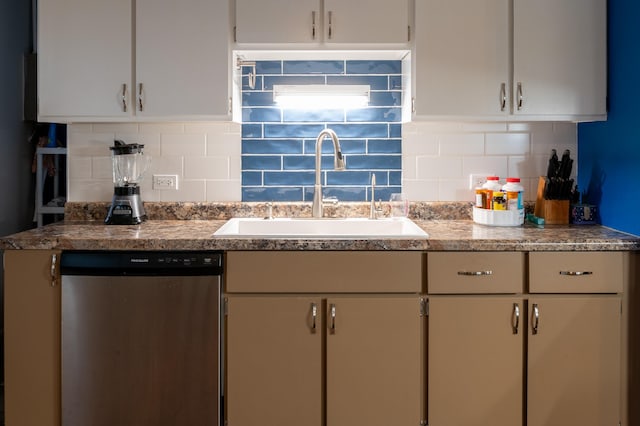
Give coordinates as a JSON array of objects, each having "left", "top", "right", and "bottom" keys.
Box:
[
  {"left": 487, "top": 176, "right": 500, "bottom": 180},
  {"left": 506, "top": 177, "right": 521, "bottom": 182}
]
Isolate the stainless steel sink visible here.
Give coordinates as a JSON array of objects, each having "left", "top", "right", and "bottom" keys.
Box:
[{"left": 213, "top": 217, "right": 429, "bottom": 239}]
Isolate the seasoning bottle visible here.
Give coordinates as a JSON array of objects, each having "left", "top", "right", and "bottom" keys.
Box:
[{"left": 502, "top": 177, "right": 524, "bottom": 210}]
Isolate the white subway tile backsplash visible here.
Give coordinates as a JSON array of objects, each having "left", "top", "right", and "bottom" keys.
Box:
[
  {"left": 416, "top": 156, "right": 463, "bottom": 179},
  {"left": 402, "top": 122, "right": 576, "bottom": 202},
  {"left": 184, "top": 156, "right": 230, "bottom": 180},
  {"left": 462, "top": 156, "right": 509, "bottom": 178},
  {"left": 485, "top": 133, "right": 530, "bottom": 155},
  {"left": 161, "top": 133, "right": 206, "bottom": 156},
  {"left": 91, "top": 157, "right": 113, "bottom": 180},
  {"left": 437, "top": 133, "right": 485, "bottom": 156},
  {"left": 206, "top": 179, "right": 242, "bottom": 201},
  {"left": 92, "top": 123, "right": 139, "bottom": 134},
  {"left": 66, "top": 120, "right": 577, "bottom": 204},
  {"left": 159, "top": 180, "right": 206, "bottom": 202},
  {"left": 460, "top": 122, "right": 508, "bottom": 133},
  {"left": 67, "top": 157, "right": 92, "bottom": 180}
]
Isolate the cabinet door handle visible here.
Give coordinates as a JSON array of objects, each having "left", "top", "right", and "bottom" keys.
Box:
[
  {"left": 500, "top": 83, "right": 507, "bottom": 111},
  {"left": 511, "top": 303, "right": 520, "bottom": 334},
  {"left": 517, "top": 82, "right": 523, "bottom": 110},
  {"left": 457, "top": 270, "right": 493, "bottom": 276},
  {"left": 138, "top": 83, "right": 145, "bottom": 111},
  {"left": 327, "top": 11, "right": 333, "bottom": 39},
  {"left": 532, "top": 303, "right": 539, "bottom": 335},
  {"left": 311, "top": 303, "right": 317, "bottom": 333},
  {"left": 559, "top": 270, "right": 593, "bottom": 276},
  {"left": 312, "top": 11, "right": 317, "bottom": 40},
  {"left": 121, "top": 84, "right": 128, "bottom": 112},
  {"left": 50, "top": 253, "right": 58, "bottom": 287},
  {"left": 329, "top": 303, "right": 336, "bottom": 333}
]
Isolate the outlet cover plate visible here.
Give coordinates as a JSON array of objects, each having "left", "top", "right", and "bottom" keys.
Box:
[{"left": 153, "top": 174, "right": 179, "bottom": 190}]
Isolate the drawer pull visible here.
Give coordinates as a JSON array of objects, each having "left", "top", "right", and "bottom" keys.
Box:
[
  {"left": 50, "top": 253, "right": 58, "bottom": 287},
  {"left": 511, "top": 303, "right": 520, "bottom": 335},
  {"left": 559, "top": 271, "right": 593, "bottom": 276},
  {"left": 457, "top": 270, "right": 493, "bottom": 276},
  {"left": 311, "top": 303, "right": 317, "bottom": 333},
  {"left": 532, "top": 304, "right": 540, "bottom": 335}
]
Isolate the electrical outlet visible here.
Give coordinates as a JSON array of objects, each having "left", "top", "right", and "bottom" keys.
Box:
[
  {"left": 469, "top": 174, "right": 488, "bottom": 190},
  {"left": 153, "top": 174, "right": 179, "bottom": 190}
]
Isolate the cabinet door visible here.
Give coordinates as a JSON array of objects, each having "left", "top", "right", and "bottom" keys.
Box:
[
  {"left": 414, "top": 0, "right": 510, "bottom": 118},
  {"left": 528, "top": 296, "right": 621, "bottom": 426},
  {"left": 428, "top": 296, "right": 523, "bottom": 426},
  {"left": 324, "top": 0, "right": 409, "bottom": 44},
  {"left": 513, "top": 0, "right": 607, "bottom": 118},
  {"left": 225, "top": 296, "right": 322, "bottom": 426},
  {"left": 136, "top": 0, "right": 230, "bottom": 117},
  {"left": 235, "top": 0, "right": 319, "bottom": 43},
  {"left": 4, "top": 250, "right": 62, "bottom": 426},
  {"left": 38, "top": 0, "right": 132, "bottom": 119},
  {"left": 326, "top": 297, "right": 424, "bottom": 426}
]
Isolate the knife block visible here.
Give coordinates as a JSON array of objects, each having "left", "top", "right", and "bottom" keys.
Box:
[{"left": 534, "top": 177, "right": 569, "bottom": 224}]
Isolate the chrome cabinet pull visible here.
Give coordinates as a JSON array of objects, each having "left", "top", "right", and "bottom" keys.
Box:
[
  {"left": 559, "top": 270, "right": 593, "bottom": 276},
  {"left": 50, "top": 253, "right": 58, "bottom": 287},
  {"left": 138, "top": 83, "right": 144, "bottom": 111},
  {"left": 500, "top": 83, "right": 507, "bottom": 111},
  {"left": 532, "top": 303, "right": 539, "bottom": 335},
  {"left": 328, "top": 11, "right": 333, "bottom": 39},
  {"left": 511, "top": 303, "right": 520, "bottom": 334},
  {"left": 457, "top": 270, "right": 493, "bottom": 276},
  {"left": 329, "top": 304, "right": 336, "bottom": 333},
  {"left": 517, "top": 82, "right": 523, "bottom": 110},
  {"left": 311, "top": 303, "right": 317, "bottom": 333},
  {"left": 312, "top": 11, "right": 316, "bottom": 40},
  {"left": 121, "top": 84, "right": 128, "bottom": 112}
]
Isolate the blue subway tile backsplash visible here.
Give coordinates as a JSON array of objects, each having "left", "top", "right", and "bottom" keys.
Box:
[{"left": 241, "top": 59, "right": 402, "bottom": 202}]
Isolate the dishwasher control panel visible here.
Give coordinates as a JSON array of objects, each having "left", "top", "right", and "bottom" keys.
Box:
[{"left": 61, "top": 251, "right": 223, "bottom": 276}]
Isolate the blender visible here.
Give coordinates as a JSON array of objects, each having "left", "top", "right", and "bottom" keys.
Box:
[{"left": 105, "top": 140, "right": 150, "bottom": 225}]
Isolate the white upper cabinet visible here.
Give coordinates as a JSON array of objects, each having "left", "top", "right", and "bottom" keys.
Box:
[
  {"left": 323, "top": 0, "right": 409, "bottom": 44},
  {"left": 235, "top": 0, "right": 319, "bottom": 44},
  {"left": 136, "top": 0, "right": 230, "bottom": 118},
  {"left": 38, "top": 0, "right": 230, "bottom": 122},
  {"left": 414, "top": 0, "right": 510, "bottom": 118},
  {"left": 413, "top": 0, "right": 607, "bottom": 121},
  {"left": 38, "top": 0, "right": 132, "bottom": 119},
  {"left": 513, "top": 0, "right": 607, "bottom": 119},
  {"left": 234, "top": 0, "right": 410, "bottom": 45}
]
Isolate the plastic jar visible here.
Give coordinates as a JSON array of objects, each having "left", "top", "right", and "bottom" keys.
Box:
[
  {"left": 502, "top": 177, "right": 524, "bottom": 210},
  {"left": 475, "top": 176, "right": 502, "bottom": 209}
]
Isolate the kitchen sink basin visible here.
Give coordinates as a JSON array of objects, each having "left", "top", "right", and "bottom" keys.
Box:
[{"left": 213, "top": 217, "right": 429, "bottom": 239}]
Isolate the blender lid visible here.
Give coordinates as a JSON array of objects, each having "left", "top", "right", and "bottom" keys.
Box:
[{"left": 110, "top": 139, "right": 144, "bottom": 155}]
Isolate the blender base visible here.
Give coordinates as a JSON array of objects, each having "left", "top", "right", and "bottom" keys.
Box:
[{"left": 105, "top": 189, "right": 147, "bottom": 225}]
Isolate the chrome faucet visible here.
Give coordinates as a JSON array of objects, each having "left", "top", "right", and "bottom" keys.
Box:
[{"left": 312, "top": 129, "right": 345, "bottom": 218}]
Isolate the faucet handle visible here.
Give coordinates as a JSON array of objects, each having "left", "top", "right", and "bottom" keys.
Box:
[{"left": 264, "top": 202, "right": 274, "bottom": 220}]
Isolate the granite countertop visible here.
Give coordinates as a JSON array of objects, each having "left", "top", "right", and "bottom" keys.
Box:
[{"left": 1, "top": 202, "right": 638, "bottom": 251}]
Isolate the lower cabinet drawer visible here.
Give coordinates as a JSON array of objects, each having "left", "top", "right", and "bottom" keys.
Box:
[
  {"left": 225, "top": 251, "right": 424, "bottom": 293},
  {"left": 529, "top": 252, "right": 624, "bottom": 293},
  {"left": 428, "top": 252, "right": 524, "bottom": 294}
]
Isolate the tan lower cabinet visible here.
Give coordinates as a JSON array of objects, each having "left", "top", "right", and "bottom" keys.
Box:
[
  {"left": 224, "top": 295, "right": 424, "bottom": 426},
  {"left": 326, "top": 297, "right": 423, "bottom": 426},
  {"left": 225, "top": 296, "right": 323, "bottom": 426},
  {"left": 527, "top": 295, "right": 621, "bottom": 426},
  {"left": 4, "top": 249, "right": 61, "bottom": 426},
  {"left": 428, "top": 296, "right": 524, "bottom": 426}
]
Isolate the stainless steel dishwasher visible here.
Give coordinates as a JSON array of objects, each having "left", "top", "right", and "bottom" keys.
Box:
[{"left": 60, "top": 251, "right": 223, "bottom": 426}]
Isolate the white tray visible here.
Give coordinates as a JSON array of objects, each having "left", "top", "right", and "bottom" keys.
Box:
[{"left": 473, "top": 206, "right": 524, "bottom": 226}]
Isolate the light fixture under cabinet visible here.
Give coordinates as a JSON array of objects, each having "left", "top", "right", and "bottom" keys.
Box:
[{"left": 273, "top": 84, "right": 370, "bottom": 109}]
